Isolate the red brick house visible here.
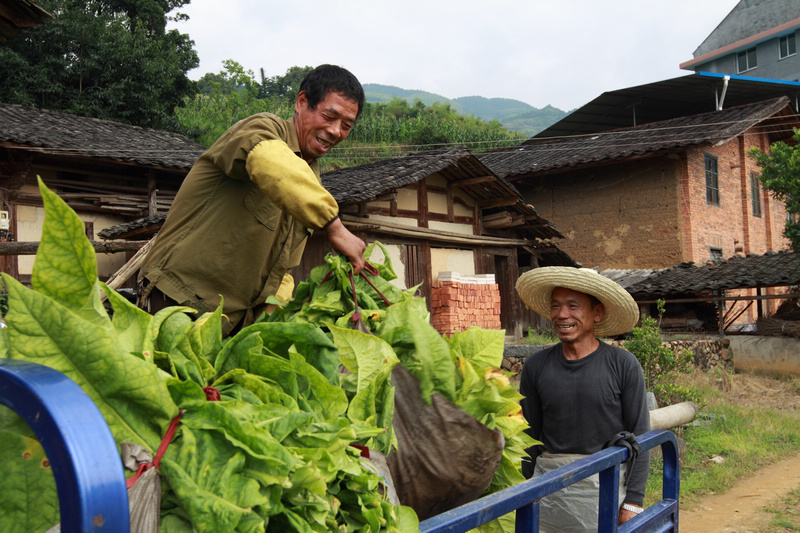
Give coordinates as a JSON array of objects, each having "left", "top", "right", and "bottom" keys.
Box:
[
  {"left": 479, "top": 97, "right": 799, "bottom": 327},
  {"left": 479, "top": 97, "right": 795, "bottom": 270}
]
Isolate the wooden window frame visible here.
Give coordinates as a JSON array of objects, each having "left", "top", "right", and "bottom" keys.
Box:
[{"left": 705, "top": 154, "right": 720, "bottom": 206}]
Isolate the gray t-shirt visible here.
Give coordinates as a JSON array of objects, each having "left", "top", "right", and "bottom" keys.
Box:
[{"left": 519, "top": 341, "right": 651, "bottom": 504}]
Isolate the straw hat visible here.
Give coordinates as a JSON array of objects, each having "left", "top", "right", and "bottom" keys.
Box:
[{"left": 515, "top": 267, "right": 639, "bottom": 336}]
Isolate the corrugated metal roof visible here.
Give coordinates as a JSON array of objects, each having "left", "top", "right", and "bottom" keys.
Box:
[{"left": 531, "top": 73, "right": 800, "bottom": 140}]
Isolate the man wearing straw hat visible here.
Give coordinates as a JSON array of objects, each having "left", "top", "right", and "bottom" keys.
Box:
[{"left": 515, "top": 267, "right": 650, "bottom": 531}]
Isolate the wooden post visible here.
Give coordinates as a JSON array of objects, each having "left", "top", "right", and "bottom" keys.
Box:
[{"left": 147, "top": 170, "right": 158, "bottom": 216}]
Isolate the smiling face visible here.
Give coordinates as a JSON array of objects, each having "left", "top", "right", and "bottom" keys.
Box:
[
  {"left": 294, "top": 89, "right": 359, "bottom": 162},
  {"left": 549, "top": 287, "right": 605, "bottom": 349}
]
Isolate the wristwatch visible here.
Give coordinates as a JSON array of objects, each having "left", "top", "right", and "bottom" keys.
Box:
[{"left": 622, "top": 503, "right": 643, "bottom": 514}]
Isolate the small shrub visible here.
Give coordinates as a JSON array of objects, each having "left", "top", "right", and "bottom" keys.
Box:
[
  {"left": 525, "top": 327, "right": 559, "bottom": 345},
  {"left": 624, "top": 299, "right": 695, "bottom": 406}
]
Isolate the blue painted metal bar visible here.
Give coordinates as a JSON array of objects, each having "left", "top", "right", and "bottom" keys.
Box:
[
  {"left": 0, "top": 359, "right": 130, "bottom": 532},
  {"left": 420, "top": 430, "right": 679, "bottom": 533}
]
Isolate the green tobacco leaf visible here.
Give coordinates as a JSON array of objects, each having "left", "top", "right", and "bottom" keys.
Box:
[
  {"left": 378, "top": 301, "right": 455, "bottom": 404},
  {"left": 2, "top": 275, "right": 178, "bottom": 450},
  {"left": 188, "top": 305, "right": 225, "bottom": 366},
  {"left": 154, "top": 310, "right": 216, "bottom": 385},
  {"left": 217, "top": 323, "right": 339, "bottom": 383},
  {"left": 102, "top": 283, "right": 154, "bottom": 356},
  {"left": 447, "top": 327, "right": 505, "bottom": 373},
  {"left": 331, "top": 325, "right": 398, "bottom": 392},
  {"left": 0, "top": 324, "right": 8, "bottom": 358},
  {"left": 30, "top": 178, "right": 102, "bottom": 320},
  {"left": 0, "top": 430, "right": 59, "bottom": 533}
]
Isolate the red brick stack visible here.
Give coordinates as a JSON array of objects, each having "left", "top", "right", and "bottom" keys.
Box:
[{"left": 430, "top": 272, "right": 502, "bottom": 336}]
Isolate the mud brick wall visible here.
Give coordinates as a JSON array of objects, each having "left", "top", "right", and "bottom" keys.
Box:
[{"left": 430, "top": 272, "right": 502, "bottom": 336}]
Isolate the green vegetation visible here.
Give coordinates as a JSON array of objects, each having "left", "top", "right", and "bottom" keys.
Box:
[
  {"left": 363, "top": 83, "right": 568, "bottom": 137},
  {"left": 176, "top": 63, "right": 528, "bottom": 169},
  {"left": 624, "top": 299, "right": 698, "bottom": 406},
  {"left": 0, "top": 179, "right": 531, "bottom": 532},
  {"left": 763, "top": 487, "right": 800, "bottom": 532},
  {"left": 0, "top": 0, "right": 198, "bottom": 130},
  {"left": 749, "top": 129, "right": 800, "bottom": 253},
  {"left": 524, "top": 327, "right": 559, "bottom": 345},
  {"left": 644, "top": 370, "right": 800, "bottom": 513}
]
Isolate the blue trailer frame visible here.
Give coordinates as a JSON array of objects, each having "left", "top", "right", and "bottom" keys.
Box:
[
  {"left": 1, "top": 359, "right": 678, "bottom": 533},
  {"left": 419, "top": 429, "right": 679, "bottom": 533},
  {"left": 0, "top": 359, "right": 130, "bottom": 532}
]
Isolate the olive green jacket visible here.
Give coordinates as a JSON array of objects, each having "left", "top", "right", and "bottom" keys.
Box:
[{"left": 139, "top": 113, "right": 338, "bottom": 334}]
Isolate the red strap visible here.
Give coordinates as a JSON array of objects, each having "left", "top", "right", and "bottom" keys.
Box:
[
  {"left": 348, "top": 271, "right": 362, "bottom": 326},
  {"left": 359, "top": 272, "right": 392, "bottom": 307},
  {"left": 126, "top": 410, "right": 184, "bottom": 489},
  {"left": 203, "top": 386, "right": 221, "bottom": 402},
  {"left": 350, "top": 443, "right": 370, "bottom": 458},
  {"left": 126, "top": 386, "right": 222, "bottom": 488}
]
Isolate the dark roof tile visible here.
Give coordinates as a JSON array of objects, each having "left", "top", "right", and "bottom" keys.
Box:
[
  {"left": 0, "top": 103, "right": 205, "bottom": 169},
  {"left": 478, "top": 97, "right": 792, "bottom": 178},
  {"left": 601, "top": 250, "right": 800, "bottom": 297}
]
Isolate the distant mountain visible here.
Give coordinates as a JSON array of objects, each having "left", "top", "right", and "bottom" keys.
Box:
[{"left": 362, "top": 83, "right": 568, "bottom": 137}]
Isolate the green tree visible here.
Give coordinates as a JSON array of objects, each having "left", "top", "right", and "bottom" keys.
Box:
[
  {"left": 0, "top": 0, "right": 198, "bottom": 130},
  {"left": 749, "top": 129, "right": 800, "bottom": 251},
  {"left": 176, "top": 61, "right": 286, "bottom": 147},
  {"left": 259, "top": 65, "right": 313, "bottom": 107}
]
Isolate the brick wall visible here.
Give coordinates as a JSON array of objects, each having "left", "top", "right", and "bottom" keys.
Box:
[
  {"left": 525, "top": 158, "right": 684, "bottom": 269},
  {"left": 522, "top": 135, "right": 789, "bottom": 272},
  {"left": 430, "top": 272, "right": 502, "bottom": 336},
  {"left": 681, "top": 134, "right": 789, "bottom": 264}
]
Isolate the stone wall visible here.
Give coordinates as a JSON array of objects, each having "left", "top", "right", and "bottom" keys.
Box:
[{"left": 502, "top": 338, "right": 734, "bottom": 373}]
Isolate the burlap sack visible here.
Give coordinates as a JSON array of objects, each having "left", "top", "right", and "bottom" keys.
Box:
[{"left": 388, "top": 365, "right": 504, "bottom": 520}]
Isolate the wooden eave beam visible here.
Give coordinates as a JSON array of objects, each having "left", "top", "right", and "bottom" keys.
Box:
[
  {"left": 340, "top": 214, "right": 532, "bottom": 247},
  {"left": 478, "top": 197, "right": 521, "bottom": 208},
  {"left": 450, "top": 175, "right": 496, "bottom": 187},
  {"left": 0, "top": 240, "right": 149, "bottom": 256}
]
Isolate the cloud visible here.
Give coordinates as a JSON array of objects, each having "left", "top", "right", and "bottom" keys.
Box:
[{"left": 171, "top": 0, "right": 740, "bottom": 111}]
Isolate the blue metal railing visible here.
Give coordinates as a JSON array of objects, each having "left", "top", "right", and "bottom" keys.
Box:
[
  {"left": 0, "top": 359, "right": 130, "bottom": 532},
  {"left": 0, "top": 357, "right": 679, "bottom": 533},
  {"left": 419, "top": 430, "right": 679, "bottom": 533}
]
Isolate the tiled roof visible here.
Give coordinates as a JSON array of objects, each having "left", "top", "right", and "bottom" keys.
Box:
[
  {"left": 323, "top": 147, "right": 519, "bottom": 202},
  {"left": 600, "top": 250, "right": 800, "bottom": 297},
  {"left": 478, "top": 97, "right": 792, "bottom": 179},
  {"left": 323, "top": 147, "right": 563, "bottom": 240},
  {"left": 99, "top": 147, "right": 565, "bottom": 242},
  {"left": 98, "top": 214, "right": 166, "bottom": 240},
  {"left": 0, "top": 102, "right": 205, "bottom": 169}
]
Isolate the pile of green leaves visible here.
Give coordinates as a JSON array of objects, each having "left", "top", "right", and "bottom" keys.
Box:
[
  {"left": 264, "top": 243, "right": 538, "bottom": 532},
  {"left": 0, "top": 179, "right": 417, "bottom": 533},
  {"left": 0, "top": 179, "right": 536, "bottom": 533}
]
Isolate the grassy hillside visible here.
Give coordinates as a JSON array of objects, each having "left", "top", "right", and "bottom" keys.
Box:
[{"left": 362, "top": 83, "right": 567, "bottom": 136}]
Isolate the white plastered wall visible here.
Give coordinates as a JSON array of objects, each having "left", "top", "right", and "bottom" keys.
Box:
[{"left": 15, "top": 181, "right": 129, "bottom": 278}]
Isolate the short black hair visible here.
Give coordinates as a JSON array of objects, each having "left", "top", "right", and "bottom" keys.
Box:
[{"left": 299, "top": 64, "right": 365, "bottom": 119}]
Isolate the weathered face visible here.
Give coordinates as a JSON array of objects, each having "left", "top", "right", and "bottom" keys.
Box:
[
  {"left": 549, "top": 287, "right": 604, "bottom": 345},
  {"left": 294, "top": 90, "right": 358, "bottom": 162}
]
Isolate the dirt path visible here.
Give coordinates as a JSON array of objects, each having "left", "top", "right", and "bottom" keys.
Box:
[{"left": 679, "top": 451, "right": 800, "bottom": 532}]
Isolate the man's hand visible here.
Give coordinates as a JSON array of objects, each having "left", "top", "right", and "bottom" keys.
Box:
[
  {"left": 324, "top": 217, "right": 366, "bottom": 274},
  {"left": 618, "top": 504, "right": 642, "bottom": 525}
]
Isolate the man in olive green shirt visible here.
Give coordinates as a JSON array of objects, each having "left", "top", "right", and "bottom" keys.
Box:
[{"left": 138, "top": 65, "right": 366, "bottom": 335}]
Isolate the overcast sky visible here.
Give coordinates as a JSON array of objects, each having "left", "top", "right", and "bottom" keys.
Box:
[{"left": 170, "top": 0, "right": 741, "bottom": 112}]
